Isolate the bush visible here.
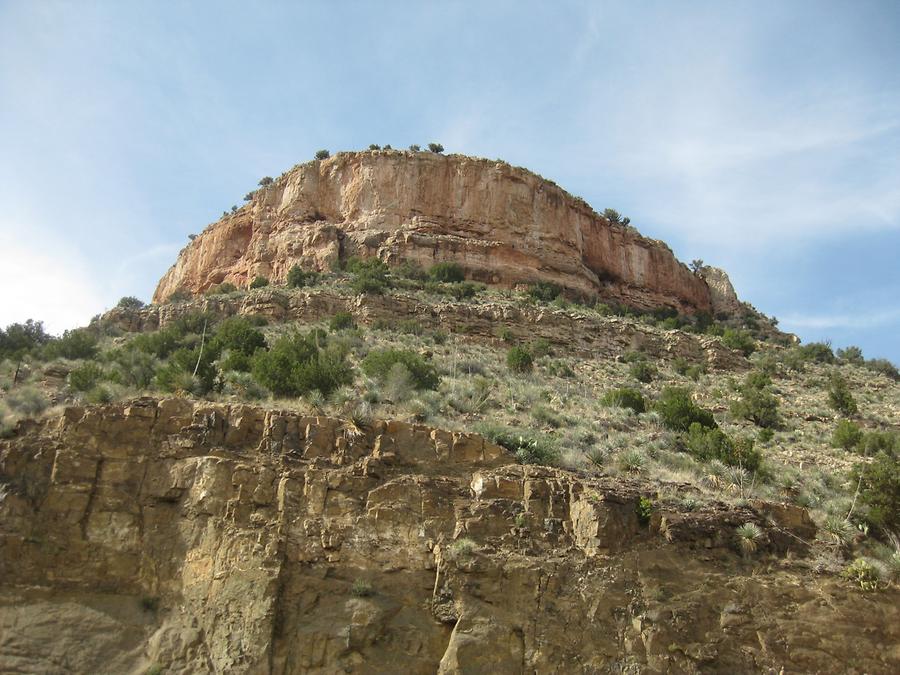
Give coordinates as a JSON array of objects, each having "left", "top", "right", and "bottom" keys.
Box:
[
  {"left": 5, "top": 386, "right": 49, "bottom": 417},
  {"left": 731, "top": 370, "right": 780, "bottom": 428},
  {"left": 396, "top": 261, "right": 427, "bottom": 281},
  {"left": 797, "top": 342, "right": 835, "bottom": 364},
  {"left": 682, "top": 423, "right": 761, "bottom": 471},
  {"left": 130, "top": 327, "right": 183, "bottom": 359},
  {"left": 44, "top": 329, "right": 98, "bottom": 360},
  {"left": 477, "top": 423, "right": 559, "bottom": 466},
  {"left": 827, "top": 372, "right": 857, "bottom": 416},
  {"left": 428, "top": 262, "right": 465, "bottom": 283},
  {"left": 447, "top": 281, "right": 484, "bottom": 300},
  {"left": 328, "top": 312, "right": 355, "bottom": 331},
  {"left": 859, "top": 430, "right": 900, "bottom": 457},
  {"left": 361, "top": 349, "right": 439, "bottom": 390},
  {"left": 252, "top": 332, "right": 353, "bottom": 397},
  {"left": 721, "top": 328, "right": 756, "bottom": 356},
  {"left": 206, "top": 282, "right": 238, "bottom": 295},
  {"left": 409, "top": 144, "right": 421, "bottom": 151},
  {"left": 209, "top": 317, "right": 266, "bottom": 372},
  {"left": 286, "top": 265, "right": 319, "bottom": 289},
  {"left": 655, "top": 387, "right": 716, "bottom": 432},
  {"left": 109, "top": 348, "right": 157, "bottom": 388},
  {"left": 166, "top": 290, "right": 191, "bottom": 304},
  {"left": 853, "top": 451, "right": 900, "bottom": 533},
  {"left": 866, "top": 358, "right": 899, "bottom": 381},
  {"left": 315, "top": 149, "right": 330, "bottom": 160},
  {"left": 527, "top": 281, "right": 562, "bottom": 303},
  {"left": 258, "top": 176, "right": 274, "bottom": 187},
  {"left": 0, "top": 319, "right": 51, "bottom": 361},
  {"left": 506, "top": 346, "right": 533, "bottom": 374},
  {"left": 837, "top": 345, "right": 864, "bottom": 365},
  {"left": 427, "top": 142, "right": 444, "bottom": 153},
  {"left": 249, "top": 276, "right": 269, "bottom": 289},
  {"left": 156, "top": 346, "right": 217, "bottom": 395},
  {"left": 68, "top": 362, "right": 104, "bottom": 392},
  {"left": 116, "top": 296, "right": 145, "bottom": 310},
  {"left": 629, "top": 361, "right": 657, "bottom": 384},
  {"left": 600, "top": 388, "right": 646, "bottom": 414},
  {"left": 832, "top": 419, "right": 863, "bottom": 451},
  {"left": 345, "top": 257, "right": 390, "bottom": 295}
]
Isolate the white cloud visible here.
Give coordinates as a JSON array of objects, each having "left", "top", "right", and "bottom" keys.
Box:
[
  {"left": 0, "top": 226, "right": 107, "bottom": 335},
  {"left": 780, "top": 307, "right": 900, "bottom": 331}
]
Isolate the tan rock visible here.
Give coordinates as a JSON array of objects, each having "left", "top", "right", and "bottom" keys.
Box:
[{"left": 154, "top": 152, "right": 713, "bottom": 313}]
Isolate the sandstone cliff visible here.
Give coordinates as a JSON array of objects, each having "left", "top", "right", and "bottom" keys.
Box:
[
  {"left": 154, "top": 152, "right": 714, "bottom": 313},
  {"left": 2, "top": 399, "right": 898, "bottom": 673}
]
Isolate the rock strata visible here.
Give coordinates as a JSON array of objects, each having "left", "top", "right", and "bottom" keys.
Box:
[
  {"left": 154, "top": 152, "right": 714, "bottom": 313},
  {"left": 2, "top": 399, "right": 899, "bottom": 673}
]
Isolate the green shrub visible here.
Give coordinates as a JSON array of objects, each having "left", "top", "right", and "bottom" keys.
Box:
[
  {"left": 68, "top": 362, "right": 104, "bottom": 392},
  {"left": 866, "top": 358, "right": 899, "bottom": 381},
  {"left": 286, "top": 265, "right": 319, "bottom": 288},
  {"left": 448, "top": 281, "right": 484, "bottom": 300},
  {"left": 600, "top": 388, "right": 646, "bottom": 414},
  {"left": 721, "top": 328, "right": 756, "bottom": 356},
  {"left": 859, "top": 430, "right": 900, "bottom": 457},
  {"left": 315, "top": 149, "right": 330, "bottom": 160},
  {"left": 249, "top": 275, "right": 269, "bottom": 289},
  {"left": 0, "top": 319, "right": 51, "bottom": 362},
  {"left": 252, "top": 332, "right": 352, "bottom": 398},
  {"left": 836, "top": 345, "right": 864, "bottom": 365},
  {"left": 361, "top": 349, "right": 439, "bottom": 390},
  {"left": 428, "top": 262, "right": 465, "bottom": 283},
  {"left": 832, "top": 419, "right": 863, "bottom": 451},
  {"left": 636, "top": 497, "right": 653, "bottom": 525},
  {"left": 206, "top": 282, "right": 238, "bottom": 295},
  {"left": 629, "top": 361, "right": 657, "bottom": 383},
  {"left": 116, "top": 296, "right": 145, "bottom": 310},
  {"left": 853, "top": 451, "right": 900, "bottom": 533},
  {"left": 156, "top": 346, "right": 217, "bottom": 395},
  {"left": 396, "top": 260, "right": 427, "bottom": 281},
  {"left": 841, "top": 558, "right": 881, "bottom": 591},
  {"left": 84, "top": 385, "right": 113, "bottom": 405},
  {"left": 328, "top": 312, "right": 355, "bottom": 331},
  {"left": 499, "top": 328, "right": 515, "bottom": 343},
  {"left": 797, "top": 342, "right": 835, "bottom": 364},
  {"left": 44, "top": 329, "right": 98, "bottom": 360},
  {"left": 131, "top": 327, "right": 183, "bottom": 359},
  {"left": 427, "top": 142, "right": 444, "bottom": 153},
  {"left": 345, "top": 257, "right": 390, "bottom": 295},
  {"left": 827, "top": 372, "right": 857, "bottom": 416},
  {"left": 682, "top": 423, "right": 761, "bottom": 471},
  {"left": 655, "top": 387, "right": 716, "bottom": 432},
  {"left": 350, "top": 578, "right": 373, "bottom": 597},
  {"left": 109, "top": 348, "right": 157, "bottom": 388},
  {"left": 531, "top": 339, "right": 552, "bottom": 358},
  {"left": 258, "top": 176, "right": 274, "bottom": 187},
  {"left": 527, "top": 281, "right": 562, "bottom": 303},
  {"left": 506, "top": 346, "right": 534, "bottom": 374},
  {"left": 731, "top": 370, "right": 780, "bottom": 428},
  {"left": 397, "top": 319, "right": 424, "bottom": 335},
  {"left": 477, "top": 423, "right": 559, "bottom": 466},
  {"left": 211, "top": 317, "right": 266, "bottom": 356},
  {"left": 5, "top": 386, "right": 49, "bottom": 417}
]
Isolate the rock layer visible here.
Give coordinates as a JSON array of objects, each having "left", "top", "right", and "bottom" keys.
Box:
[
  {"left": 2, "top": 399, "right": 899, "bottom": 673},
  {"left": 154, "top": 152, "right": 714, "bottom": 313}
]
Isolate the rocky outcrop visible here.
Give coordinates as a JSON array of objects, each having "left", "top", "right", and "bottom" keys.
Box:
[
  {"left": 154, "top": 151, "right": 714, "bottom": 313},
  {"left": 109, "top": 287, "right": 750, "bottom": 371},
  {"left": 2, "top": 399, "right": 899, "bottom": 673}
]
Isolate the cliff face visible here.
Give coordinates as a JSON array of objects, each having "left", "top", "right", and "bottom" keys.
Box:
[
  {"left": 2, "top": 399, "right": 899, "bottom": 674},
  {"left": 154, "top": 152, "right": 713, "bottom": 313}
]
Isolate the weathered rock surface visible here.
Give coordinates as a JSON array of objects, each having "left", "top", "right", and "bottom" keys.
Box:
[
  {"left": 107, "top": 287, "right": 750, "bottom": 371},
  {"left": 154, "top": 152, "right": 714, "bottom": 313},
  {"left": 2, "top": 399, "right": 899, "bottom": 673}
]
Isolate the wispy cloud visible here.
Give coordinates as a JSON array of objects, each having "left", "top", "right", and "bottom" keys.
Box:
[{"left": 781, "top": 307, "right": 900, "bottom": 331}]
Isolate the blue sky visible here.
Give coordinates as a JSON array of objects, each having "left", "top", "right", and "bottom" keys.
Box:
[{"left": 1, "top": 1, "right": 898, "bottom": 362}]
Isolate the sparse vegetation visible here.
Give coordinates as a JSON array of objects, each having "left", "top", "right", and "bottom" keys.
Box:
[
  {"left": 827, "top": 371, "right": 858, "bottom": 416},
  {"left": 506, "top": 346, "right": 533, "bottom": 374},
  {"left": 249, "top": 275, "right": 269, "bottom": 290}
]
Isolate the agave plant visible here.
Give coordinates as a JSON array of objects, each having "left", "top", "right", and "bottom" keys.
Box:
[{"left": 735, "top": 522, "right": 763, "bottom": 555}]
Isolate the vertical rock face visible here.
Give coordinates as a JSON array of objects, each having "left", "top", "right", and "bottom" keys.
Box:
[
  {"left": 154, "top": 152, "right": 713, "bottom": 313},
  {"left": 2, "top": 400, "right": 899, "bottom": 674}
]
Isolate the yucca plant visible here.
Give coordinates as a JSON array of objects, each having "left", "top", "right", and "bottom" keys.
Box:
[{"left": 735, "top": 522, "right": 763, "bottom": 555}]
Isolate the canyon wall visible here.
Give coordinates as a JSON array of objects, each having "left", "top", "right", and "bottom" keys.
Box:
[
  {"left": 154, "top": 152, "right": 713, "bottom": 313},
  {"left": 2, "top": 399, "right": 899, "bottom": 673}
]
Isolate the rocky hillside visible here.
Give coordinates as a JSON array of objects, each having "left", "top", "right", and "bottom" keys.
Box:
[
  {"left": 154, "top": 151, "right": 717, "bottom": 314},
  {"left": 3, "top": 398, "right": 898, "bottom": 674},
  {"left": 2, "top": 153, "right": 899, "bottom": 674}
]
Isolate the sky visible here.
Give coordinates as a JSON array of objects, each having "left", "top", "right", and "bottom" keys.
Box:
[{"left": 1, "top": 0, "right": 898, "bottom": 362}]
